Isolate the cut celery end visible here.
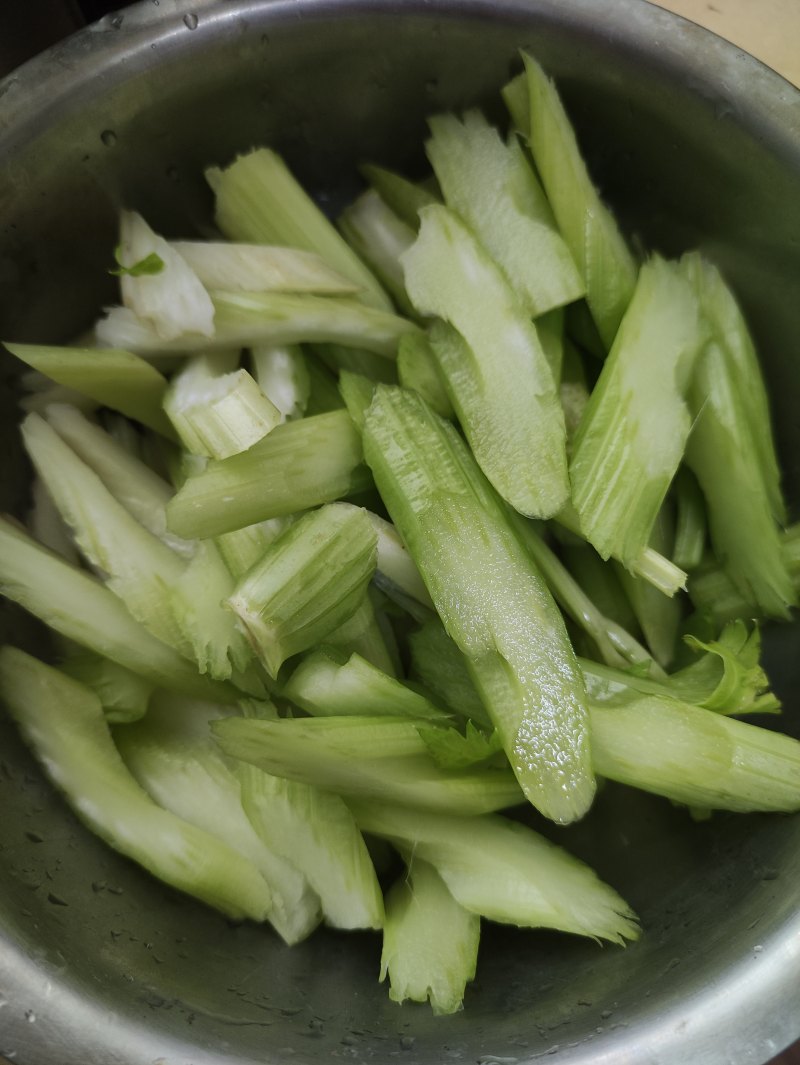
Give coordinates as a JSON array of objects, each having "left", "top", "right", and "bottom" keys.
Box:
[
  {"left": 408, "top": 619, "right": 492, "bottom": 728},
  {"left": 116, "top": 693, "right": 320, "bottom": 943},
  {"left": 208, "top": 147, "right": 392, "bottom": 310},
  {"left": 360, "top": 163, "right": 440, "bottom": 230},
  {"left": 569, "top": 256, "right": 706, "bottom": 564},
  {"left": 381, "top": 858, "right": 479, "bottom": 1015},
  {"left": 251, "top": 344, "right": 310, "bottom": 423},
  {"left": 166, "top": 409, "right": 369, "bottom": 539},
  {"left": 501, "top": 71, "right": 529, "bottom": 134},
  {"left": 213, "top": 716, "right": 522, "bottom": 816},
  {"left": 425, "top": 110, "right": 584, "bottom": 316},
  {"left": 403, "top": 205, "right": 569, "bottom": 518},
  {"left": 0, "top": 518, "right": 237, "bottom": 703},
  {"left": 339, "top": 189, "right": 418, "bottom": 316},
  {"left": 350, "top": 801, "right": 640, "bottom": 944},
  {"left": 397, "top": 332, "right": 453, "bottom": 420},
  {"left": 589, "top": 693, "right": 800, "bottom": 813},
  {"left": 170, "top": 241, "right": 360, "bottom": 295},
  {"left": 283, "top": 647, "right": 448, "bottom": 722},
  {"left": 522, "top": 53, "right": 638, "bottom": 348},
  {"left": 61, "top": 651, "right": 153, "bottom": 724},
  {"left": 0, "top": 649, "right": 272, "bottom": 920},
  {"left": 227, "top": 503, "right": 377, "bottom": 677},
  {"left": 3, "top": 342, "right": 174, "bottom": 438}
]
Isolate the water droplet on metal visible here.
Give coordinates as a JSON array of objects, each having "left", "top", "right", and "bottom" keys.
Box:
[
  {"left": 183, "top": 13, "right": 198, "bottom": 30},
  {"left": 100, "top": 130, "right": 117, "bottom": 148},
  {"left": 110, "top": 14, "right": 124, "bottom": 28},
  {"left": 25, "top": 1010, "right": 36, "bottom": 1023},
  {"left": 754, "top": 944, "right": 764, "bottom": 953}
]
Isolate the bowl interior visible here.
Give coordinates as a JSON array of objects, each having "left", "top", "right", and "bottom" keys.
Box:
[{"left": 1, "top": 2, "right": 799, "bottom": 1063}]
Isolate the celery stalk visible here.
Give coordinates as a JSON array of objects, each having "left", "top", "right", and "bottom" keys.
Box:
[
  {"left": 360, "top": 163, "right": 439, "bottom": 229},
  {"left": 671, "top": 469, "right": 707, "bottom": 573},
  {"left": 339, "top": 189, "right": 418, "bottom": 316},
  {"left": 323, "top": 590, "right": 400, "bottom": 677},
  {"left": 408, "top": 619, "right": 492, "bottom": 728},
  {"left": 170, "top": 241, "right": 360, "bottom": 295},
  {"left": 61, "top": 651, "right": 153, "bottom": 724},
  {"left": 396, "top": 332, "right": 454, "bottom": 419},
  {"left": 250, "top": 344, "right": 310, "bottom": 423}
]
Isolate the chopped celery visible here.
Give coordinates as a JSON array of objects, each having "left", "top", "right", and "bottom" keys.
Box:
[
  {"left": 381, "top": 858, "right": 479, "bottom": 1014},
  {"left": 339, "top": 189, "right": 418, "bottom": 316},
  {"left": 226, "top": 503, "right": 377, "bottom": 677},
  {"left": 403, "top": 206, "right": 569, "bottom": 518},
  {"left": 522, "top": 53, "right": 638, "bottom": 348},
  {"left": 569, "top": 256, "right": 706, "bottom": 565},
  {"left": 396, "top": 332, "right": 454, "bottom": 419},
  {"left": 3, "top": 342, "right": 174, "bottom": 438},
  {"left": 367, "top": 511, "right": 436, "bottom": 614},
  {"left": 360, "top": 163, "right": 439, "bottom": 229},
  {"left": 537, "top": 306, "right": 565, "bottom": 383},
  {"left": 350, "top": 801, "right": 640, "bottom": 944},
  {"left": 425, "top": 110, "right": 584, "bottom": 316},
  {"left": 501, "top": 71, "right": 528, "bottom": 134},
  {"left": 323, "top": 590, "right": 400, "bottom": 677},
  {"left": 558, "top": 542, "right": 640, "bottom": 637},
  {"left": 215, "top": 516, "right": 295, "bottom": 581},
  {"left": 362, "top": 386, "right": 594, "bottom": 824},
  {"left": 338, "top": 370, "right": 378, "bottom": 431},
  {"left": 0, "top": 649, "right": 270, "bottom": 919},
  {"left": 170, "top": 241, "right": 360, "bottom": 294},
  {"left": 165, "top": 410, "right": 369, "bottom": 539},
  {"left": 671, "top": 469, "right": 707, "bottom": 573},
  {"left": 61, "top": 651, "right": 153, "bottom": 724},
  {"left": 408, "top": 619, "right": 492, "bottom": 728},
  {"left": 250, "top": 344, "right": 310, "bottom": 422},
  {"left": 27, "top": 476, "right": 80, "bottom": 565},
  {"left": 207, "top": 148, "right": 392, "bottom": 310}
]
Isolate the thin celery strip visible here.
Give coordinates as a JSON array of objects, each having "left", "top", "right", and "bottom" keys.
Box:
[
  {"left": 338, "top": 370, "right": 377, "bottom": 431},
  {"left": 403, "top": 205, "right": 568, "bottom": 518},
  {"left": 207, "top": 148, "right": 392, "bottom": 310},
  {"left": 396, "top": 332, "right": 454, "bottom": 419},
  {"left": 381, "top": 858, "right": 479, "bottom": 1015},
  {"left": 538, "top": 306, "right": 565, "bottom": 383},
  {"left": 3, "top": 342, "right": 174, "bottom": 438},
  {"left": 323, "top": 590, "right": 400, "bottom": 678},
  {"left": 339, "top": 189, "right": 417, "bottom": 316},
  {"left": 501, "top": 71, "right": 528, "bottom": 134},
  {"left": 166, "top": 410, "right": 369, "bottom": 539},
  {"left": 350, "top": 801, "right": 640, "bottom": 944},
  {"left": 559, "top": 543, "right": 640, "bottom": 637},
  {"left": 250, "top": 344, "right": 310, "bottom": 423},
  {"left": 0, "top": 649, "right": 270, "bottom": 919},
  {"left": 360, "top": 163, "right": 439, "bottom": 229},
  {"left": 61, "top": 652, "right": 153, "bottom": 724},
  {"left": 216, "top": 517, "right": 295, "bottom": 581},
  {"left": 671, "top": 469, "right": 707, "bottom": 573},
  {"left": 426, "top": 110, "right": 584, "bottom": 316},
  {"left": 408, "top": 619, "right": 492, "bottom": 728},
  {"left": 367, "top": 511, "right": 436, "bottom": 613},
  {"left": 522, "top": 53, "right": 638, "bottom": 348},
  {"left": 170, "top": 241, "right": 360, "bottom": 295},
  {"left": 27, "top": 476, "right": 80, "bottom": 565}
]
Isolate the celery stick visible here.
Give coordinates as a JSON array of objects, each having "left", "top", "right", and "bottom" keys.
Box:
[
  {"left": 226, "top": 503, "right": 377, "bottom": 677},
  {"left": 363, "top": 385, "right": 594, "bottom": 824},
  {"left": 367, "top": 512, "right": 436, "bottom": 613},
  {"left": 360, "top": 163, "right": 439, "bottom": 229},
  {"left": 117, "top": 210, "right": 215, "bottom": 341},
  {"left": 408, "top": 619, "right": 491, "bottom": 728},
  {"left": 381, "top": 858, "right": 479, "bottom": 1014},
  {"left": 501, "top": 71, "right": 528, "bottom": 134},
  {"left": 569, "top": 256, "right": 706, "bottom": 564},
  {"left": 350, "top": 801, "right": 639, "bottom": 944},
  {"left": 0, "top": 648, "right": 270, "bottom": 919},
  {"left": 522, "top": 53, "right": 638, "bottom": 348},
  {"left": 559, "top": 339, "right": 591, "bottom": 447},
  {"left": 339, "top": 189, "right": 418, "bottom": 316},
  {"left": 207, "top": 148, "right": 392, "bottom": 310},
  {"left": 283, "top": 647, "right": 448, "bottom": 721},
  {"left": 213, "top": 715, "right": 522, "bottom": 816},
  {"left": 426, "top": 111, "right": 584, "bottom": 316},
  {"left": 403, "top": 206, "right": 568, "bottom": 518},
  {"left": 396, "top": 332, "right": 454, "bottom": 419},
  {"left": 671, "top": 469, "right": 707, "bottom": 573},
  {"left": 250, "top": 344, "right": 310, "bottom": 423},
  {"left": 338, "top": 370, "right": 377, "bottom": 431},
  {"left": 164, "top": 352, "right": 281, "bottom": 459},
  {"left": 116, "top": 694, "right": 320, "bottom": 944},
  {"left": 170, "top": 241, "right": 360, "bottom": 295},
  {"left": 166, "top": 410, "right": 369, "bottom": 539},
  {"left": 559, "top": 543, "right": 640, "bottom": 637},
  {"left": 323, "top": 590, "right": 400, "bottom": 678},
  {"left": 216, "top": 516, "right": 295, "bottom": 581},
  {"left": 0, "top": 518, "right": 237, "bottom": 703},
  {"left": 61, "top": 651, "right": 153, "bottom": 724},
  {"left": 3, "top": 342, "right": 174, "bottom": 438},
  {"left": 537, "top": 306, "right": 565, "bottom": 383},
  {"left": 27, "top": 476, "right": 80, "bottom": 565},
  {"left": 589, "top": 693, "right": 800, "bottom": 813}
]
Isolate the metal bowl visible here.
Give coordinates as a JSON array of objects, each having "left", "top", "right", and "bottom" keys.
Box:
[{"left": 1, "top": 1, "right": 799, "bottom": 1062}]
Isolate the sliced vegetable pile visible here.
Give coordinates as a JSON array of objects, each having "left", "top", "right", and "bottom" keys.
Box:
[{"left": 1, "top": 54, "right": 798, "bottom": 1015}]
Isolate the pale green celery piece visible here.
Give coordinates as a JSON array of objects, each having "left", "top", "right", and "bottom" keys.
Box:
[
  {"left": 0, "top": 648, "right": 270, "bottom": 919},
  {"left": 501, "top": 71, "right": 528, "bottom": 134},
  {"left": 671, "top": 468, "right": 707, "bottom": 573},
  {"left": 684, "top": 320, "right": 794, "bottom": 618},
  {"left": 250, "top": 344, "right": 310, "bottom": 423},
  {"left": 537, "top": 307, "right": 565, "bottom": 383},
  {"left": 403, "top": 206, "right": 569, "bottom": 518},
  {"left": 315, "top": 341, "right": 399, "bottom": 383},
  {"left": 3, "top": 342, "right": 174, "bottom": 438},
  {"left": 689, "top": 523, "right": 800, "bottom": 625},
  {"left": 0, "top": 518, "right": 237, "bottom": 703},
  {"left": 226, "top": 503, "right": 377, "bottom": 678},
  {"left": 212, "top": 714, "right": 523, "bottom": 816},
  {"left": 381, "top": 857, "right": 479, "bottom": 1014},
  {"left": 522, "top": 53, "right": 638, "bottom": 348},
  {"left": 408, "top": 619, "right": 492, "bottom": 728},
  {"left": 589, "top": 692, "right": 800, "bottom": 813},
  {"left": 165, "top": 409, "right": 369, "bottom": 539},
  {"left": 350, "top": 800, "right": 640, "bottom": 944},
  {"left": 207, "top": 148, "right": 391, "bottom": 310},
  {"left": 338, "top": 370, "right": 378, "bottom": 431},
  {"left": 339, "top": 189, "right": 418, "bottom": 316},
  {"left": 418, "top": 721, "right": 504, "bottom": 770},
  {"left": 559, "top": 543, "right": 640, "bottom": 637},
  {"left": 683, "top": 253, "right": 785, "bottom": 523},
  {"left": 673, "top": 622, "right": 780, "bottom": 716},
  {"left": 116, "top": 693, "right": 320, "bottom": 944},
  {"left": 304, "top": 357, "right": 346, "bottom": 415},
  {"left": 27, "top": 477, "right": 80, "bottom": 565},
  {"left": 367, "top": 511, "right": 436, "bottom": 613},
  {"left": 164, "top": 352, "right": 281, "bottom": 460},
  {"left": 22, "top": 413, "right": 189, "bottom": 653},
  {"left": 359, "top": 163, "right": 439, "bottom": 230},
  {"left": 19, "top": 367, "right": 98, "bottom": 416},
  {"left": 324, "top": 590, "right": 399, "bottom": 678},
  {"left": 283, "top": 646, "right": 448, "bottom": 721},
  {"left": 559, "top": 338, "right": 591, "bottom": 449},
  {"left": 170, "top": 241, "right": 360, "bottom": 295},
  {"left": 362, "top": 385, "right": 593, "bottom": 825},
  {"left": 426, "top": 111, "right": 584, "bottom": 317},
  {"left": 216, "top": 516, "right": 295, "bottom": 581},
  {"left": 117, "top": 209, "right": 215, "bottom": 342},
  {"left": 397, "top": 332, "right": 453, "bottom": 419},
  {"left": 569, "top": 256, "right": 706, "bottom": 565},
  {"left": 45, "top": 404, "right": 195, "bottom": 560},
  {"left": 61, "top": 651, "right": 153, "bottom": 724}
]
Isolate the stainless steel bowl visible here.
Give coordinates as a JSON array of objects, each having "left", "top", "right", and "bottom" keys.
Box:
[{"left": 1, "top": 2, "right": 799, "bottom": 1062}]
